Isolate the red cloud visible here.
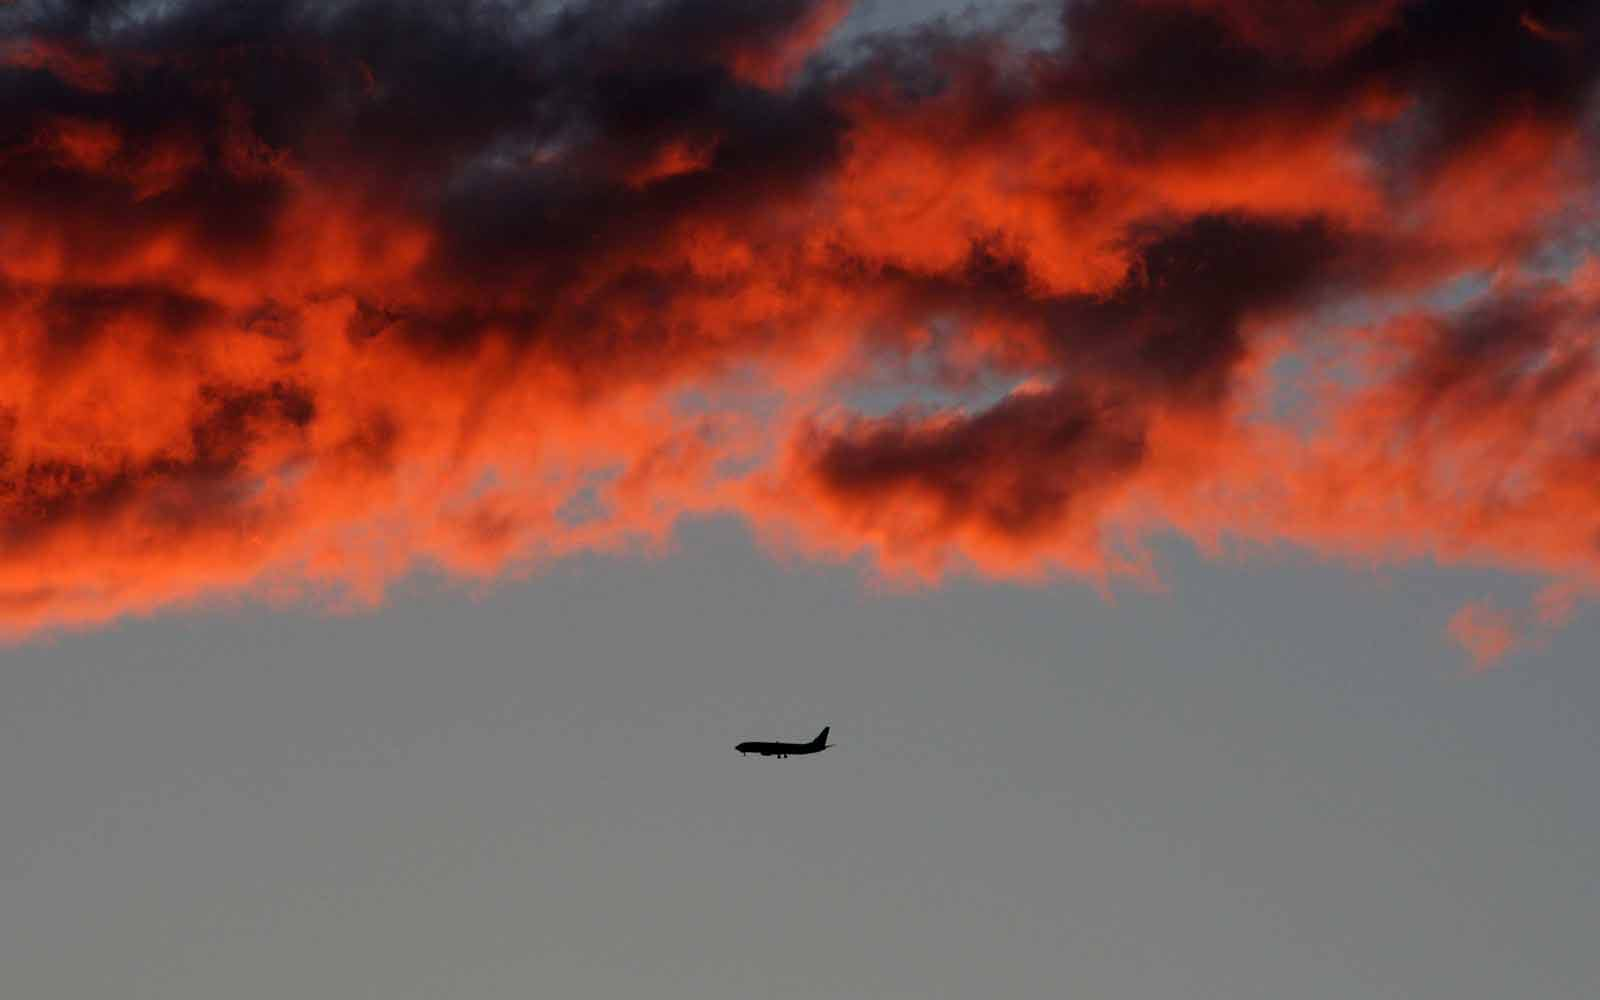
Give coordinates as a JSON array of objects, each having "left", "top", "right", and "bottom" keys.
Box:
[
  {"left": 1448, "top": 601, "right": 1519, "bottom": 670},
  {"left": 2, "top": 0, "right": 1599, "bottom": 636}
]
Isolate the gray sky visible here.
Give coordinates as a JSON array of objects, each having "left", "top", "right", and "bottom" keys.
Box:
[{"left": 3, "top": 519, "right": 1597, "bottom": 999}]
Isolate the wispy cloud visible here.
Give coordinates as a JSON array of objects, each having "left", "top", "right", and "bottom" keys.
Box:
[{"left": 1448, "top": 600, "right": 1520, "bottom": 670}]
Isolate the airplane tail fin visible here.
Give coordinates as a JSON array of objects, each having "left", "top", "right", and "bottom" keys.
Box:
[{"left": 813, "top": 726, "right": 830, "bottom": 747}]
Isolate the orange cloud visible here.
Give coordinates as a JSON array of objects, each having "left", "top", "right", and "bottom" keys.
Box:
[
  {"left": 723, "top": 0, "right": 852, "bottom": 88},
  {"left": 1, "top": 0, "right": 1599, "bottom": 638},
  {"left": 1448, "top": 601, "right": 1519, "bottom": 670}
]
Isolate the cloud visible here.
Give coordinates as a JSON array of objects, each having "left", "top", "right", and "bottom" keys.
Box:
[
  {"left": 1, "top": 0, "right": 1598, "bottom": 634},
  {"left": 1448, "top": 601, "right": 1520, "bottom": 670}
]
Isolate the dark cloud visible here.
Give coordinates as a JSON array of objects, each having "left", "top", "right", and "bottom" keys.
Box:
[
  {"left": 0, "top": 0, "right": 1598, "bottom": 629},
  {"left": 799, "top": 384, "right": 1146, "bottom": 545}
]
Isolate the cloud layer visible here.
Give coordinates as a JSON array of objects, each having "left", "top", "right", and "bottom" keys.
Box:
[{"left": 2, "top": 0, "right": 1598, "bottom": 636}]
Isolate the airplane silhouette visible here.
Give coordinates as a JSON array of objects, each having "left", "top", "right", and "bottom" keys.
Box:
[{"left": 736, "top": 727, "right": 832, "bottom": 758}]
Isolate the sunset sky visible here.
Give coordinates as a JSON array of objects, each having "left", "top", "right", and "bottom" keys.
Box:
[{"left": 3, "top": 1, "right": 1599, "bottom": 997}]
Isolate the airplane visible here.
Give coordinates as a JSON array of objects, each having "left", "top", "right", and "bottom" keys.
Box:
[{"left": 736, "top": 727, "right": 832, "bottom": 758}]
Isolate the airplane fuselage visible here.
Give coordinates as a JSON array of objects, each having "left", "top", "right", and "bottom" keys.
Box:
[
  {"left": 736, "top": 741, "right": 825, "bottom": 758},
  {"left": 736, "top": 727, "right": 831, "bottom": 757}
]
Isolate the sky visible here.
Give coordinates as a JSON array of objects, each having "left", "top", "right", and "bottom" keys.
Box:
[{"left": 2, "top": 1, "right": 1599, "bottom": 997}]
